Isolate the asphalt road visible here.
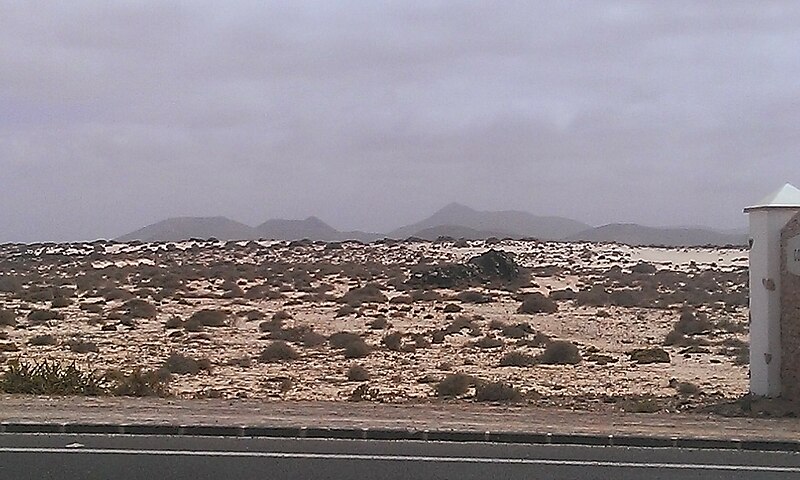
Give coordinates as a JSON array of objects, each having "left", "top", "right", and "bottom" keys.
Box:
[{"left": 2, "top": 433, "right": 799, "bottom": 480}]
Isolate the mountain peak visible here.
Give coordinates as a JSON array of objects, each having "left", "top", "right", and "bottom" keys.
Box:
[{"left": 435, "top": 202, "right": 476, "bottom": 215}]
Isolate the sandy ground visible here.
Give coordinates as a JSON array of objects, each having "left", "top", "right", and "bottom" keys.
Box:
[{"left": 0, "top": 239, "right": 750, "bottom": 411}]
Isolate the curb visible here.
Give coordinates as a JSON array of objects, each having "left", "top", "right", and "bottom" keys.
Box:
[{"left": 1, "top": 422, "right": 798, "bottom": 453}]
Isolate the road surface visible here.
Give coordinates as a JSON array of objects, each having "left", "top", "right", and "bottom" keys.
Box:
[{"left": 2, "top": 432, "right": 799, "bottom": 480}]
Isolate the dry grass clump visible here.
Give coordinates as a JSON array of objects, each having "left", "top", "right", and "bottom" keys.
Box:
[
  {"left": 367, "top": 316, "right": 389, "bottom": 330},
  {"left": 259, "top": 341, "right": 299, "bottom": 362},
  {"left": 164, "top": 317, "right": 183, "bottom": 329},
  {"left": 575, "top": 286, "right": 610, "bottom": 307},
  {"left": 329, "top": 331, "right": 362, "bottom": 349},
  {"left": 475, "top": 381, "right": 522, "bottom": 402},
  {"left": 163, "top": 353, "right": 212, "bottom": 374},
  {"left": 444, "top": 315, "right": 481, "bottom": 336},
  {"left": 51, "top": 297, "right": 72, "bottom": 308},
  {"left": 79, "top": 302, "right": 104, "bottom": 314},
  {"left": 335, "top": 305, "right": 357, "bottom": 317},
  {"left": 436, "top": 373, "right": 474, "bottom": 398},
  {"left": 501, "top": 322, "right": 536, "bottom": 339},
  {"left": 499, "top": 350, "right": 537, "bottom": 366},
  {"left": 674, "top": 310, "right": 712, "bottom": 335},
  {"left": 443, "top": 303, "right": 463, "bottom": 313},
  {"left": 538, "top": 340, "right": 581, "bottom": 365},
  {"left": 628, "top": 347, "right": 670, "bottom": 364},
  {"left": 474, "top": 336, "right": 503, "bottom": 349},
  {"left": 0, "top": 276, "right": 23, "bottom": 293},
  {"left": 383, "top": 332, "right": 403, "bottom": 351},
  {"left": 347, "top": 364, "right": 370, "bottom": 382},
  {"left": 107, "top": 368, "right": 172, "bottom": 397},
  {"left": 517, "top": 293, "right": 557, "bottom": 314}
]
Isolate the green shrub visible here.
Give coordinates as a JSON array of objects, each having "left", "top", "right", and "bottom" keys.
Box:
[{"left": 0, "top": 360, "right": 106, "bottom": 395}]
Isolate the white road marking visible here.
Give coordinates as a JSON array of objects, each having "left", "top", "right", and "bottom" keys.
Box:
[{"left": 0, "top": 447, "right": 799, "bottom": 472}]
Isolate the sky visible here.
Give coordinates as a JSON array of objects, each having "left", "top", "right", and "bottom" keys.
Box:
[{"left": 1, "top": 1, "right": 799, "bottom": 242}]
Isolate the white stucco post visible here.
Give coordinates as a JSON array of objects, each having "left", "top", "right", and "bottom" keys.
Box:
[{"left": 744, "top": 183, "right": 800, "bottom": 397}]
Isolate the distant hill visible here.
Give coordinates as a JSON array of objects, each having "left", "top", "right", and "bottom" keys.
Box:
[
  {"left": 388, "top": 203, "right": 591, "bottom": 240},
  {"left": 118, "top": 215, "right": 381, "bottom": 243},
  {"left": 565, "top": 223, "right": 748, "bottom": 247},
  {"left": 116, "top": 217, "right": 256, "bottom": 242},
  {"left": 410, "top": 225, "right": 510, "bottom": 241}
]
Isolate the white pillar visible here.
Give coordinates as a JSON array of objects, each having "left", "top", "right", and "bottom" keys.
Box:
[{"left": 744, "top": 183, "right": 800, "bottom": 397}]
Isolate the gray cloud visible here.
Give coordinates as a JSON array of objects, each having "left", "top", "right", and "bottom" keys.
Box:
[{"left": 1, "top": 0, "right": 799, "bottom": 241}]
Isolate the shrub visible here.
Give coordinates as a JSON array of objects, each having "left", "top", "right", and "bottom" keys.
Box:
[
  {"left": 185, "top": 309, "right": 227, "bottom": 330},
  {"left": 0, "top": 360, "right": 106, "bottom": 395},
  {"left": 389, "top": 295, "right": 413, "bottom": 304},
  {"left": 163, "top": 353, "right": 211, "bottom": 374},
  {"left": 628, "top": 347, "right": 670, "bottom": 364},
  {"left": 475, "top": 381, "right": 522, "bottom": 402},
  {"left": 108, "top": 368, "right": 171, "bottom": 397},
  {"left": 343, "top": 338, "right": 372, "bottom": 358},
  {"left": 663, "top": 329, "right": 686, "bottom": 346},
  {"left": 383, "top": 332, "right": 403, "bottom": 351},
  {"left": 368, "top": 316, "right": 389, "bottom": 330},
  {"left": 501, "top": 322, "right": 535, "bottom": 339},
  {"left": 436, "top": 373, "right": 473, "bottom": 398},
  {"left": 517, "top": 293, "right": 557, "bottom": 314},
  {"left": 456, "top": 290, "right": 491, "bottom": 304},
  {"left": 0, "top": 276, "right": 23, "bottom": 293},
  {"left": 162, "top": 316, "right": 181, "bottom": 329},
  {"left": 27, "top": 309, "right": 63, "bottom": 324},
  {"left": 631, "top": 262, "right": 657, "bottom": 274},
  {"left": 51, "top": 297, "right": 72, "bottom": 308},
  {"left": 674, "top": 310, "right": 712, "bottom": 335},
  {"left": 259, "top": 341, "right": 299, "bottom": 362},
  {"left": 272, "top": 310, "right": 293, "bottom": 321},
  {"left": 443, "top": 303, "right": 463, "bottom": 313},
  {"left": 29, "top": 334, "right": 57, "bottom": 346},
  {"left": 120, "top": 299, "right": 157, "bottom": 319},
  {"left": 347, "top": 364, "right": 370, "bottom": 382},
  {"left": 329, "top": 331, "right": 362, "bottom": 349},
  {"left": 538, "top": 341, "right": 581, "bottom": 365},
  {"left": 340, "top": 283, "right": 387, "bottom": 307},
  {"left": 474, "top": 336, "right": 503, "bottom": 349},
  {"left": 575, "top": 286, "right": 610, "bottom": 307},
  {"left": 499, "top": 351, "right": 537, "bottom": 366},
  {"left": 301, "top": 330, "right": 327, "bottom": 347},
  {"left": 335, "top": 305, "right": 357, "bottom": 317},
  {"left": 67, "top": 339, "right": 99, "bottom": 353},
  {"left": 0, "top": 310, "right": 16, "bottom": 327}
]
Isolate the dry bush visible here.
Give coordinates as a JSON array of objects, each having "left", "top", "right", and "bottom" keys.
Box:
[
  {"left": 538, "top": 341, "right": 581, "bottom": 365},
  {"left": 67, "top": 339, "right": 99, "bottom": 353},
  {"left": 0, "top": 276, "right": 23, "bottom": 293},
  {"left": 628, "top": 347, "right": 670, "bottom": 364},
  {"left": 499, "top": 351, "right": 537, "bottom": 366},
  {"left": 517, "top": 293, "right": 557, "bottom": 314},
  {"left": 120, "top": 299, "right": 157, "bottom": 319},
  {"left": 27, "top": 309, "right": 63, "bottom": 324},
  {"left": 347, "top": 364, "right": 370, "bottom": 382},
  {"left": 335, "top": 305, "right": 357, "bottom": 317},
  {"left": 0, "top": 360, "right": 105, "bottom": 396},
  {"left": 501, "top": 322, "right": 536, "bottom": 339},
  {"left": 630, "top": 262, "right": 657, "bottom": 274},
  {"left": 389, "top": 295, "right": 413, "bottom": 304},
  {"left": 455, "top": 290, "right": 492, "bottom": 304},
  {"left": 367, "top": 316, "right": 388, "bottom": 330},
  {"left": 0, "top": 310, "right": 16, "bottom": 327},
  {"left": 108, "top": 368, "right": 171, "bottom": 397},
  {"left": 272, "top": 310, "right": 293, "bottom": 321},
  {"left": 163, "top": 353, "right": 211, "bottom": 375},
  {"left": 185, "top": 309, "right": 227, "bottom": 330},
  {"left": 79, "top": 302, "right": 104, "bottom": 314},
  {"left": 575, "top": 286, "right": 610, "bottom": 307},
  {"left": 549, "top": 288, "right": 577, "bottom": 301},
  {"left": 164, "top": 317, "right": 183, "bottom": 329},
  {"left": 329, "top": 331, "right": 362, "bottom": 349},
  {"left": 436, "top": 373, "right": 473, "bottom": 398},
  {"left": 444, "top": 315, "right": 481, "bottom": 336},
  {"left": 339, "top": 283, "right": 387, "bottom": 307},
  {"left": 674, "top": 310, "right": 712, "bottom": 335},
  {"left": 443, "top": 303, "right": 463, "bottom": 313},
  {"left": 475, "top": 381, "right": 522, "bottom": 402},
  {"left": 51, "top": 297, "right": 72, "bottom": 308},
  {"left": 301, "top": 330, "right": 327, "bottom": 347},
  {"left": 344, "top": 338, "right": 372, "bottom": 358},
  {"left": 383, "top": 332, "right": 403, "bottom": 351},
  {"left": 259, "top": 341, "right": 299, "bottom": 362},
  {"left": 474, "top": 336, "right": 503, "bottom": 349},
  {"left": 102, "top": 288, "right": 135, "bottom": 302},
  {"left": 29, "top": 334, "right": 57, "bottom": 346},
  {"left": 410, "top": 290, "right": 443, "bottom": 302}
]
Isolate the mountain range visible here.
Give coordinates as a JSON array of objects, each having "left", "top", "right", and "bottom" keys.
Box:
[{"left": 116, "top": 203, "right": 747, "bottom": 247}]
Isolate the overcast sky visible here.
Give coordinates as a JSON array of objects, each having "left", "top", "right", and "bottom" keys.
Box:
[{"left": 1, "top": 1, "right": 799, "bottom": 242}]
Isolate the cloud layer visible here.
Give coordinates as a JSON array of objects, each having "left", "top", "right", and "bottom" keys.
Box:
[{"left": 2, "top": 1, "right": 799, "bottom": 241}]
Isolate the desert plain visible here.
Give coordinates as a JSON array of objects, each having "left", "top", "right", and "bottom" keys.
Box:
[{"left": 0, "top": 237, "right": 751, "bottom": 414}]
